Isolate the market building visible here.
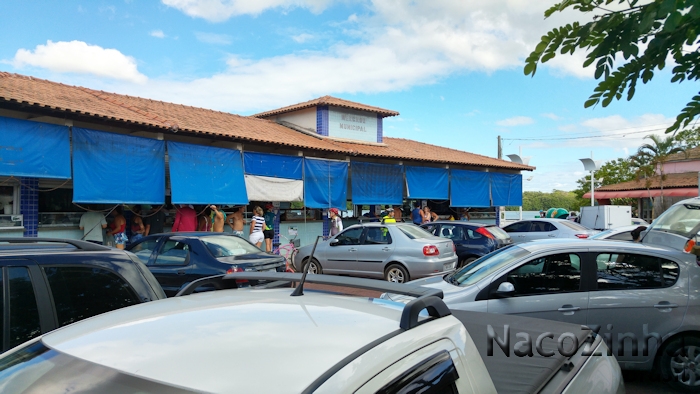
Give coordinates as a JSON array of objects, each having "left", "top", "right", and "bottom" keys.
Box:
[
  {"left": 0, "top": 72, "right": 533, "bottom": 246},
  {"left": 584, "top": 147, "right": 700, "bottom": 221}
]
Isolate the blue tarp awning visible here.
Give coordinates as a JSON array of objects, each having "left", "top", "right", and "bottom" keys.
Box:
[
  {"left": 491, "top": 173, "right": 523, "bottom": 206},
  {"left": 0, "top": 116, "right": 71, "bottom": 179},
  {"left": 73, "top": 128, "right": 164, "bottom": 204},
  {"left": 405, "top": 166, "right": 449, "bottom": 200},
  {"left": 450, "top": 170, "right": 490, "bottom": 207},
  {"left": 167, "top": 142, "right": 248, "bottom": 205},
  {"left": 243, "top": 152, "right": 303, "bottom": 179},
  {"left": 304, "top": 158, "right": 348, "bottom": 209},
  {"left": 351, "top": 162, "right": 404, "bottom": 205}
]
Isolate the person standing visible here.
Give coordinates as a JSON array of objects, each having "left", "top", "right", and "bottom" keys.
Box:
[
  {"left": 381, "top": 208, "right": 396, "bottom": 224},
  {"left": 329, "top": 208, "right": 343, "bottom": 236},
  {"left": 263, "top": 204, "right": 276, "bottom": 252},
  {"left": 249, "top": 206, "right": 265, "bottom": 248},
  {"left": 411, "top": 202, "right": 422, "bottom": 225},
  {"left": 106, "top": 206, "right": 128, "bottom": 249},
  {"left": 130, "top": 205, "right": 145, "bottom": 243},
  {"left": 198, "top": 207, "right": 212, "bottom": 231},
  {"left": 228, "top": 206, "right": 245, "bottom": 236},
  {"left": 422, "top": 206, "right": 437, "bottom": 224},
  {"left": 144, "top": 205, "right": 166, "bottom": 236},
  {"left": 211, "top": 205, "right": 226, "bottom": 233},
  {"left": 393, "top": 206, "right": 403, "bottom": 222},
  {"left": 79, "top": 207, "right": 107, "bottom": 244},
  {"left": 172, "top": 205, "right": 197, "bottom": 232}
]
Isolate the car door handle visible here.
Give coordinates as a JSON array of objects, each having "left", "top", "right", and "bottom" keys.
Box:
[
  {"left": 654, "top": 302, "right": 679, "bottom": 309},
  {"left": 547, "top": 234, "right": 556, "bottom": 237},
  {"left": 177, "top": 270, "right": 186, "bottom": 276},
  {"left": 382, "top": 247, "right": 391, "bottom": 251},
  {"left": 558, "top": 305, "right": 581, "bottom": 312},
  {"left": 348, "top": 248, "right": 357, "bottom": 252}
]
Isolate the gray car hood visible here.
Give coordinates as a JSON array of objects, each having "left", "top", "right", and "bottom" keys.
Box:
[{"left": 385, "top": 275, "right": 475, "bottom": 303}]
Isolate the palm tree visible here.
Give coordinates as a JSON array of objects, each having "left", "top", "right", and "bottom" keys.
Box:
[{"left": 633, "top": 134, "right": 686, "bottom": 217}]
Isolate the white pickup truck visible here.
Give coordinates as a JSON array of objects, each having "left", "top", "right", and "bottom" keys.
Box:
[{"left": 0, "top": 273, "right": 624, "bottom": 394}]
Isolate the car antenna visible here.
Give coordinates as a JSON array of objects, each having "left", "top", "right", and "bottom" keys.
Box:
[{"left": 291, "top": 235, "right": 324, "bottom": 297}]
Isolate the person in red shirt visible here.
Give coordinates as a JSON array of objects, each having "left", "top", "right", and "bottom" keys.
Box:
[{"left": 172, "top": 205, "right": 197, "bottom": 232}]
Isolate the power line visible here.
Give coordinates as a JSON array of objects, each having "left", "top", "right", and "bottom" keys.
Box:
[{"left": 503, "top": 127, "right": 669, "bottom": 141}]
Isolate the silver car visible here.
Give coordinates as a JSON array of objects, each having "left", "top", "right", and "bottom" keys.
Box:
[
  {"left": 588, "top": 225, "right": 641, "bottom": 241},
  {"left": 385, "top": 239, "right": 700, "bottom": 392},
  {"left": 503, "top": 218, "right": 598, "bottom": 243},
  {"left": 293, "top": 223, "right": 457, "bottom": 283}
]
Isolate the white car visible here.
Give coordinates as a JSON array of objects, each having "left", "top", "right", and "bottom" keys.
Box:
[
  {"left": 0, "top": 273, "right": 624, "bottom": 394},
  {"left": 503, "top": 218, "right": 599, "bottom": 243}
]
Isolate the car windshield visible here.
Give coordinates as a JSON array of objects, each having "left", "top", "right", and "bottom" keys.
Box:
[
  {"left": 397, "top": 224, "right": 432, "bottom": 239},
  {"left": 647, "top": 202, "right": 700, "bottom": 238},
  {"left": 0, "top": 341, "right": 196, "bottom": 393},
  {"left": 448, "top": 245, "right": 530, "bottom": 286},
  {"left": 558, "top": 221, "right": 591, "bottom": 231},
  {"left": 485, "top": 225, "right": 510, "bottom": 240},
  {"left": 201, "top": 235, "right": 262, "bottom": 258}
]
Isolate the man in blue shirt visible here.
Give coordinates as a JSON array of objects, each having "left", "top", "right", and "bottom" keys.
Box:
[{"left": 411, "top": 202, "right": 422, "bottom": 225}]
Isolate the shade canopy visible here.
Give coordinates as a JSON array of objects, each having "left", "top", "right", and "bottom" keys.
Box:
[
  {"left": 351, "top": 162, "right": 404, "bottom": 205},
  {"left": 167, "top": 142, "right": 248, "bottom": 205},
  {"left": 584, "top": 188, "right": 699, "bottom": 199},
  {"left": 0, "top": 116, "right": 71, "bottom": 179},
  {"left": 73, "top": 128, "right": 164, "bottom": 204},
  {"left": 243, "top": 152, "right": 303, "bottom": 180},
  {"left": 450, "top": 170, "right": 491, "bottom": 207},
  {"left": 303, "top": 158, "right": 348, "bottom": 209},
  {"left": 491, "top": 173, "right": 523, "bottom": 206},
  {"left": 405, "top": 166, "right": 449, "bottom": 200}
]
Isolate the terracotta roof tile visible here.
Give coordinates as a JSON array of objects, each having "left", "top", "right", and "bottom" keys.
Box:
[
  {"left": 597, "top": 172, "right": 698, "bottom": 191},
  {"left": 252, "top": 95, "right": 400, "bottom": 118},
  {"left": 0, "top": 72, "right": 531, "bottom": 171},
  {"left": 667, "top": 146, "right": 699, "bottom": 162}
]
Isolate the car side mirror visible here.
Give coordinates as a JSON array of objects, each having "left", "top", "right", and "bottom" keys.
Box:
[
  {"left": 492, "top": 282, "right": 515, "bottom": 298},
  {"left": 329, "top": 239, "right": 339, "bottom": 246}
]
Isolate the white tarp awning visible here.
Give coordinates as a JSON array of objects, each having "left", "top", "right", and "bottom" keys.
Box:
[{"left": 244, "top": 175, "right": 304, "bottom": 202}]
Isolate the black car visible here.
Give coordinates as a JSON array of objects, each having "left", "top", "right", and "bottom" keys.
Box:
[
  {"left": 421, "top": 221, "right": 512, "bottom": 267},
  {"left": 0, "top": 238, "right": 166, "bottom": 352},
  {"left": 127, "top": 232, "right": 286, "bottom": 296}
]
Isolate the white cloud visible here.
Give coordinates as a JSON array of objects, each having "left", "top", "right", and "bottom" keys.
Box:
[
  {"left": 291, "top": 33, "right": 314, "bottom": 43},
  {"left": 162, "top": 0, "right": 332, "bottom": 22},
  {"left": 195, "top": 32, "right": 233, "bottom": 45},
  {"left": 150, "top": 30, "right": 166, "bottom": 38},
  {"left": 9, "top": 40, "right": 147, "bottom": 84},
  {"left": 496, "top": 116, "right": 534, "bottom": 127},
  {"left": 541, "top": 113, "right": 560, "bottom": 120}
]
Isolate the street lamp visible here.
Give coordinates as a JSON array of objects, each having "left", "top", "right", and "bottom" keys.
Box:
[{"left": 579, "top": 158, "right": 603, "bottom": 206}]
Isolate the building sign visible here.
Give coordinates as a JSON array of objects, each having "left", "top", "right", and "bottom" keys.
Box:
[{"left": 328, "top": 107, "right": 378, "bottom": 143}]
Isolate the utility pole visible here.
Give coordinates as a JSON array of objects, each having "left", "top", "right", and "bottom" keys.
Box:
[{"left": 497, "top": 136, "right": 502, "bottom": 159}]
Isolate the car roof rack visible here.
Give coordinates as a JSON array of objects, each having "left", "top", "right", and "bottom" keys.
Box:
[
  {"left": 0, "top": 237, "right": 110, "bottom": 252},
  {"left": 175, "top": 272, "right": 451, "bottom": 330}
]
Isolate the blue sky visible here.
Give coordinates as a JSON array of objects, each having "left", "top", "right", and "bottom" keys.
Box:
[{"left": 1, "top": 0, "right": 697, "bottom": 192}]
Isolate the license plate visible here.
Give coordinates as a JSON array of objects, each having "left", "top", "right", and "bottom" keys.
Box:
[{"left": 444, "top": 263, "right": 455, "bottom": 271}]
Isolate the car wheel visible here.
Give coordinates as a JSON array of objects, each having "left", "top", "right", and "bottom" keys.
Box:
[
  {"left": 660, "top": 336, "right": 700, "bottom": 392},
  {"left": 288, "top": 249, "right": 298, "bottom": 272},
  {"left": 385, "top": 264, "right": 409, "bottom": 283},
  {"left": 303, "top": 258, "right": 322, "bottom": 274},
  {"left": 459, "top": 257, "right": 477, "bottom": 268}
]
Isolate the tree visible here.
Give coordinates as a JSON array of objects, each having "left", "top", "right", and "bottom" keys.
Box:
[
  {"left": 675, "top": 127, "right": 700, "bottom": 149},
  {"left": 633, "top": 134, "right": 686, "bottom": 215},
  {"left": 525, "top": 0, "right": 700, "bottom": 134}
]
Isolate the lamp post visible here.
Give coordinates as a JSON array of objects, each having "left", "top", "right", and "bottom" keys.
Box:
[
  {"left": 507, "top": 148, "right": 533, "bottom": 223},
  {"left": 579, "top": 157, "right": 603, "bottom": 206}
]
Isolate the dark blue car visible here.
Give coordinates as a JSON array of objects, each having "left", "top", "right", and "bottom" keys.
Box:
[
  {"left": 420, "top": 221, "right": 512, "bottom": 267},
  {"left": 127, "top": 232, "right": 286, "bottom": 296}
]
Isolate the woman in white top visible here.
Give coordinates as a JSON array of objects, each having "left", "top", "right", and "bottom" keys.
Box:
[{"left": 249, "top": 206, "right": 265, "bottom": 248}]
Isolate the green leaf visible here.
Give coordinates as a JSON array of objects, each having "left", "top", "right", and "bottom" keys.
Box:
[
  {"left": 524, "top": 62, "right": 537, "bottom": 76},
  {"left": 658, "top": 0, "right": 676, "bottom": 18},
  {"left": 664, "top": 11, "right": 682, "bottom": 32},
  {"left": 584, "top": 97, "right": 599, "bottom": 108},
  {"left": 639, "top": 8, "right": 657, "bottom": 32}
]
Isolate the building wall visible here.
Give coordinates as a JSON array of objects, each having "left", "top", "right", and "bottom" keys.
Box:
[
  {"left": 276, "top": 107, "right": 317, "bottom": 131},
  {"left": 662, "top": 161, "right": 700, "bottom": 174},
  {"left": 328, "top": 106, "right": 379, "bottom": 144}
]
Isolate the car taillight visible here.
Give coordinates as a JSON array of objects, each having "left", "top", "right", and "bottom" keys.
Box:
[
  {"left": 575, "top": 234, "right": 589, "bottom": 239},
  {"left": 684, "top": 239, "right": 696, "bottom": 254},
  {"left": 453, "top": 242, "right": 456, "bottom": 253},
  {"left": 476, "top": 227, "right": 495, "bottom": 240},
  {"left": 226, "top": 266, "right": 248, "bottom": 285},
  {"left": 423, "top": 245, "right": 440, "bottom": 256}
]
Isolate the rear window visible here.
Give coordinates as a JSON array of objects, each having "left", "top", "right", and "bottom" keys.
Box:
[
  {"left": 485, "top": 226, "right": 510, "bottom": 241},
  {"left": 397, "top": 224, "right": 433, "bottom": 239},
  {"left": 558, "top": 221, "right": 590, "bottom": 231},
  {"left": 202, "top": 235, "right": 261, "bottom": 257}
]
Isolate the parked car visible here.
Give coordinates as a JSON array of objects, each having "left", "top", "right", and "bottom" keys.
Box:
[
  {"left": 127, "top": 232, "right": 286, "bottom": 296},
  {"left": 588, "top": 225, "right": 641, "bottom": 241},
  {"left": 421, "top": 221, "right": 512, "bottom": 267},
  {"left": 0, "top": 237, "right": 165, "bottom": 353},
  {"left": 502, "top": 218, "right": 598, "bottom": 243},
  {"left": 631, "top": 217, "right": 650, "bottom": 226},
  {"left": 293, "top": 223, "right": 457, "bottom": 283},
  {"left": 0, "top": 273, "right": 625, "bottom": 394},
  {"left": 641, "top": 197, "right": 700, "bottom": 253},
  {"left": 384, "top": 239, "right": 699, "bottom": 392}
]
